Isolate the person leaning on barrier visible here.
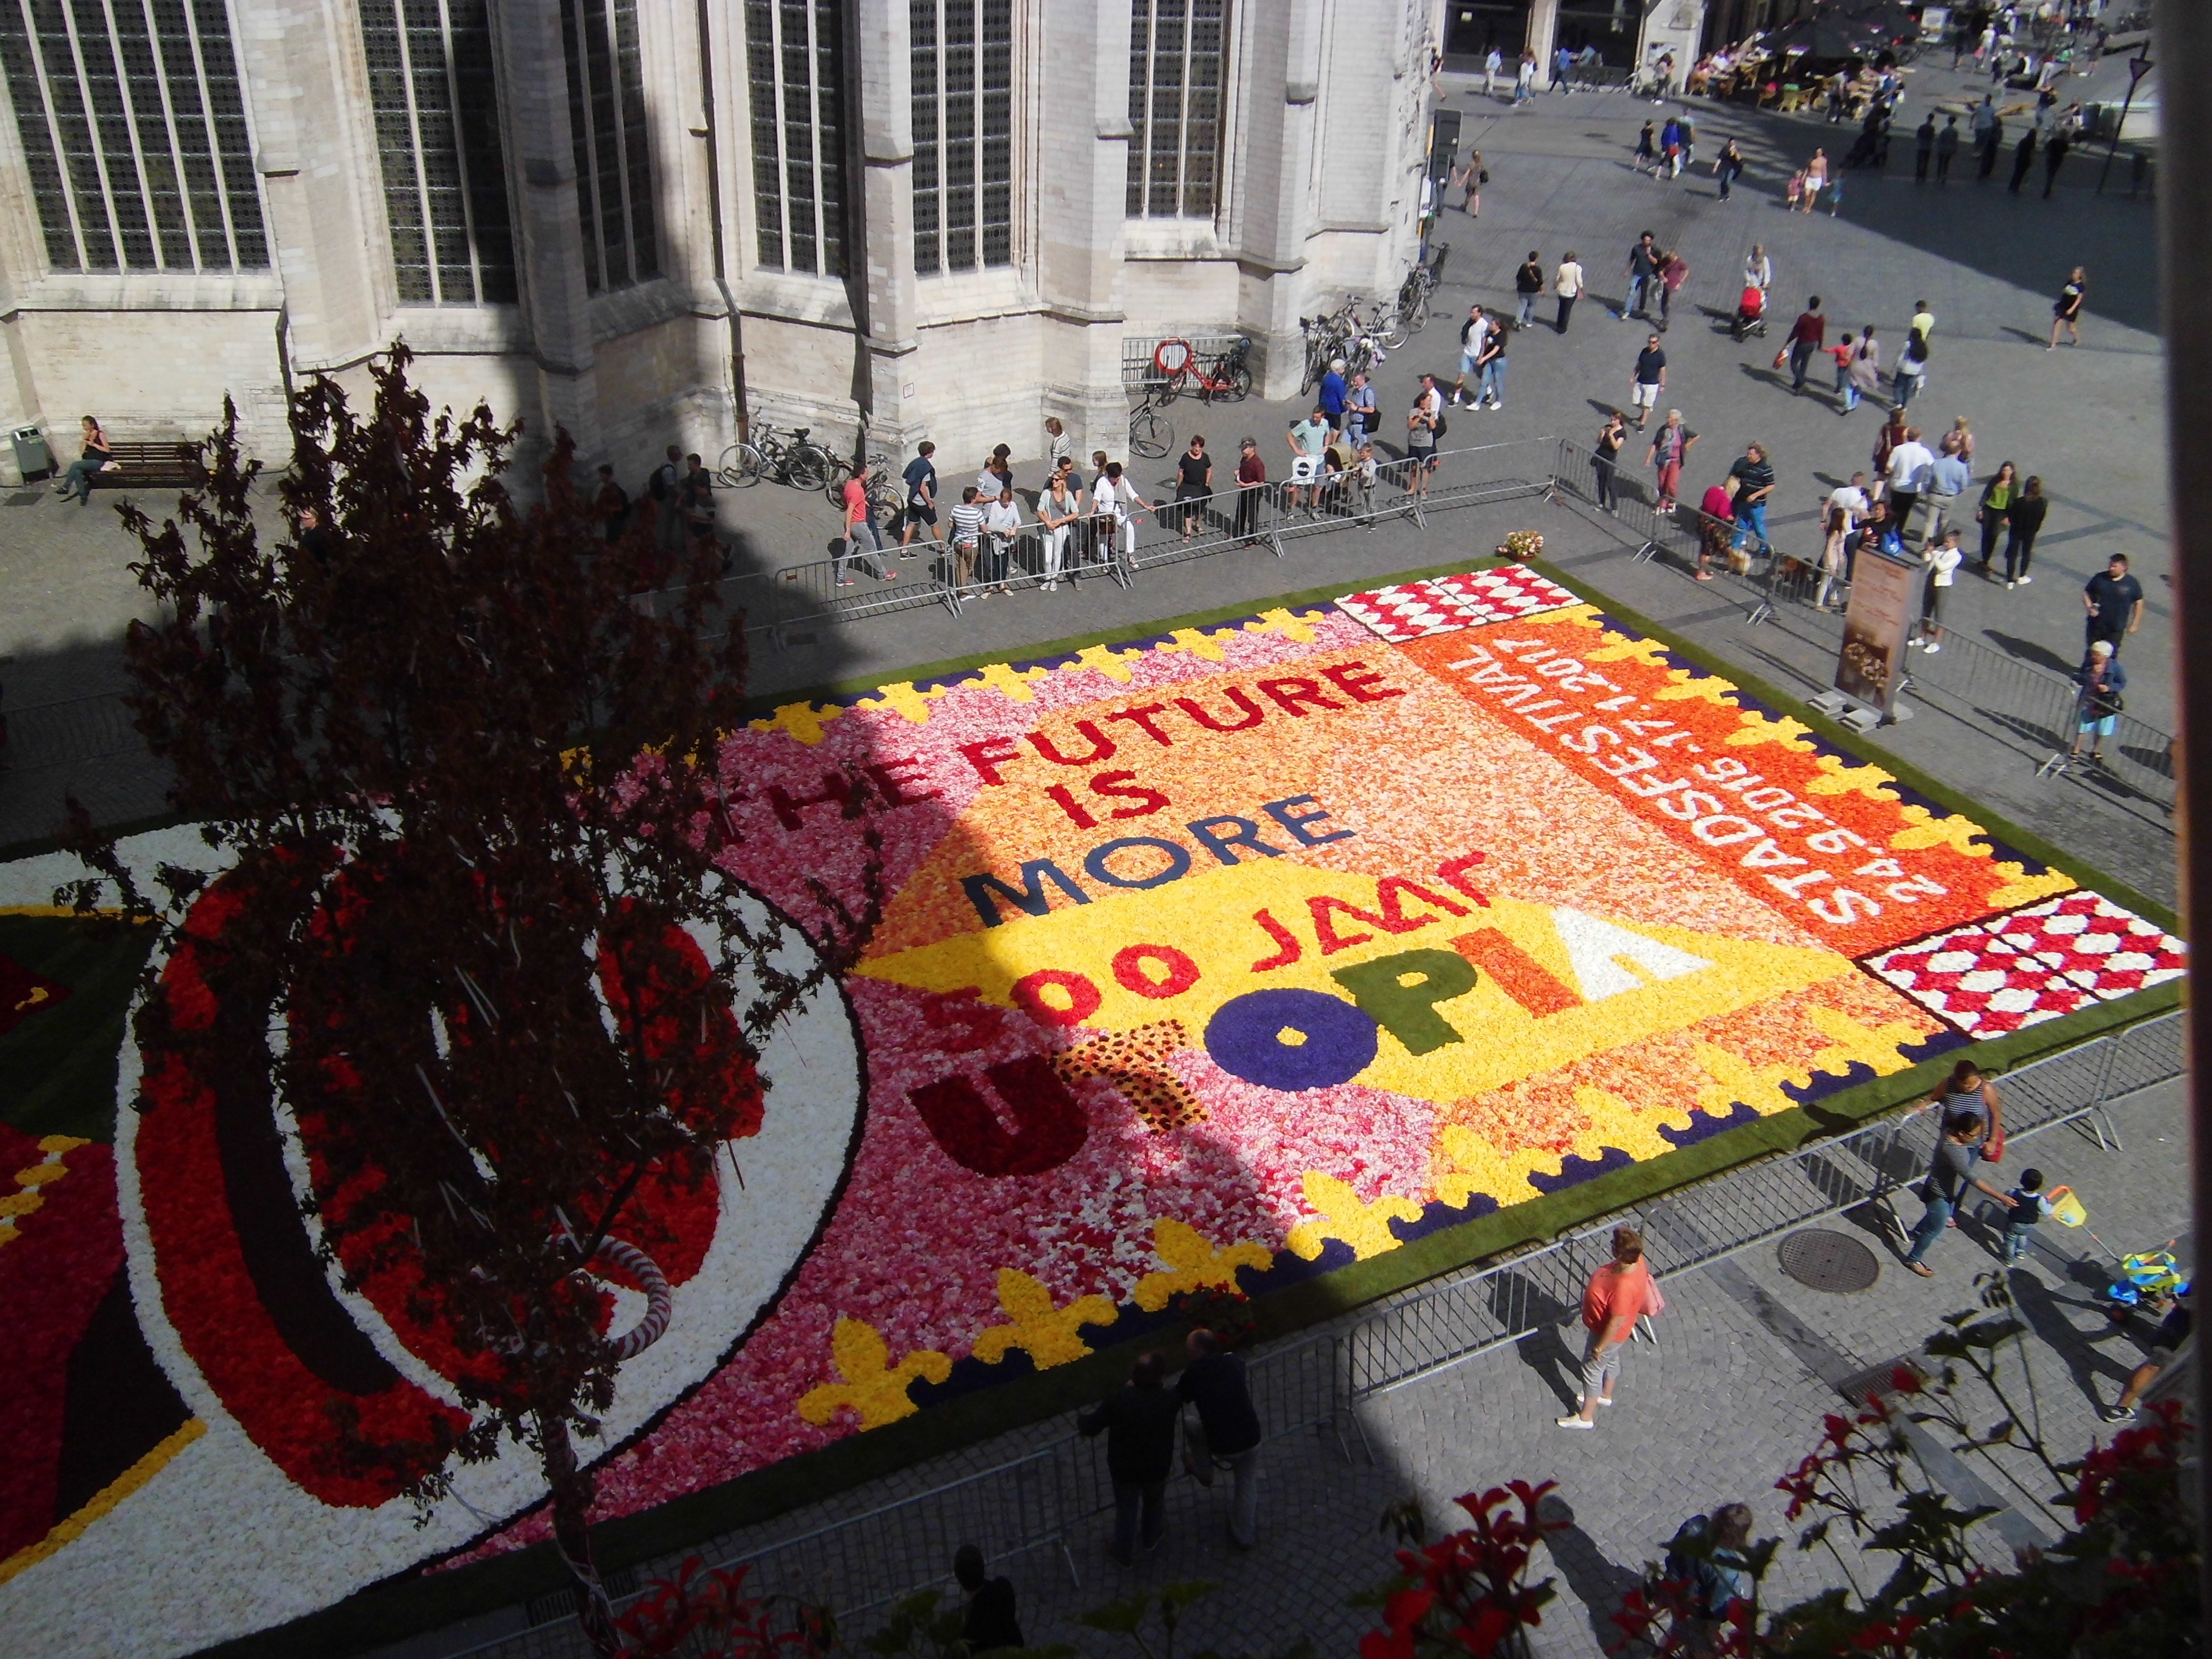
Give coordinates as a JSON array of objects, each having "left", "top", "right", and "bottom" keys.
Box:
[
  {"left": 982, "top": 485, "right": 1022, "bottom": 596},
  {"left": 1233, "top": 437, "right": 1267, "bottom": 543},
  {"left": 952, "top": 1543, "right": 1024, "bottom": 1653},
  {"left": 948, "top": 485, "right": 986, "bottom": 591},
  {"left": 1177, "top": 1328, "right": 1262, "bottom": 1549},
  {"left": 1037, "top": 465, "right": 1081, "bottom": 591},
  {"left": 1079, "top": 1351, "right": 1181, "bottom": 1565}
]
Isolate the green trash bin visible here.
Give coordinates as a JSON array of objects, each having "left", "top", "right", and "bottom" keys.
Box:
[{"left": 10, "top": 424, "right": 52, "bottom": 482}]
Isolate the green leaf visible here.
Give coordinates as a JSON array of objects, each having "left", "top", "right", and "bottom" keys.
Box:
[{"left": 1081, "top": 1599, "right": 1148, "bottom": 1635}]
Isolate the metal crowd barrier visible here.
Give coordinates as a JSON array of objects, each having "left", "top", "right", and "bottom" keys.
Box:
[
  {"left": 448, "top": 1010, "right": 2180, "bottom": 1657},
  {"left": 1340, "top": 1008, "right": 2183, "bottom": 1407},
  {"left": 1549, "top": 438, "right": 2178, "bottom": 813}
]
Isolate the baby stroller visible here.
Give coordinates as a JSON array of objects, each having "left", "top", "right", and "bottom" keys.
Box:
[{"left": 1733, "top": 284, "right": 1768, "bottom": 342}]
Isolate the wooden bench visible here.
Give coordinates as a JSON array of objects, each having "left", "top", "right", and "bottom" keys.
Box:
[{"left": 87, "top": 437, "right": 204, "bottom": 491}]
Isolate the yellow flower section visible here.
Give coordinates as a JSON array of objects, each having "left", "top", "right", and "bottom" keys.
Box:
[
  {"left": 1285, "top": 1172, "right": 1422, "bottom": 1261},
  {"left": 0, "top": 1418, "right": 205, "bottom": 1587},
  {"left": 796, "top": 1318, "right": 953, "bottom": 1429},
  {"left": 0, "top": 1135, "right": 91, "bottom": 1248},
  {"left": 1131, "top": 1218, "right": 1274, "bottom": 1312},
  {"left": 971, "top": 1269, "right": 1119, "bottom": 1369},
  {"left": 856, "top": 857, "right": 1868, "bottom": 1109}
]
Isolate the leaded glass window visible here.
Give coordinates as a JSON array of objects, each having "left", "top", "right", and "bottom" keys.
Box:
[
  {"left": 560, "top": 0, "right": 656, "bottom": 293},
  {"left": 743, "top": 0, "right": 844, "bottom": 277},
  {"left": 909, "top": 0, "right": 1010, "bottom": 276},
  {"left": 0, "top": 0, "right": 267, "bottom": 272},
  {"left": 1128, "top": 0, "right": 1224, "bottom": 219}
]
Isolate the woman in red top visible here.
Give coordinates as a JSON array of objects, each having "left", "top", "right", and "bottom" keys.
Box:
[{"left": 1560, "top": 1227, "right": 1663, "bottom": 1428}]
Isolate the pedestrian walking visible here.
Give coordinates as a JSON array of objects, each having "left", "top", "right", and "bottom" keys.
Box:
[
  {"left": 2069, "top": 640, "right": 2127, "bottom": 764},
  {"left": 1914, "top": 113, "right": 1937, "bottom": 180},
  {"left": 982, "top": 484, "right": 1022, "bottom": 593},
  {"left": 2049, "top": 267, "right": 2087, "bottom": 348},
  {"left": 1830, "top": 331, "right": 1860, "bottom": 411},
  {"left": 2008, "top": 127, "right": 2037, "bottom": 192},
  {"left": 1660, "top": 113, "right": 1683, "bottom": 177},
  {"left": 1635, "top": 121, "right": 1658, "bottom": 176},
  {"left": 1626, "top": 231, "right": 1660, "bottom": 317},
  {"left": 1515, "top": 51, "right": 1536, "bottom": 105},
  {"left": 901, "top": 440, "right": 944, "bottom": 551},
  {"left": 1647, "top": 409, "right": 1695, "bottom": 513},
  {"left": 1345, "top": 370, "right": 1377, "bottom": 448},
  {"left": 1286, "top": 405, "right": 1330, "bottom": 509},
  {"left": 1944, "top": 415, "right": 1975, "bottom": 464},
  {"left": 2083, "top": 551, "right": 2143, "bottom": 651},
  {"left": 1873, "top": 409, "right": 1909, "bottom": 485},
  {"left": 1177, "top": 1329, "right": 1262, "bottom": 1549},
  {"left": 1891, "top": 329, "right": 1929, "bottom": 411},
  {"left": 1453, "top": 304, "right": 1489, "bottom": 406},
  {"left": 1975, "top": 461, "right": 2017, "bottom": 574},
  {"left": 838, "top": 471, "right": 897, "bottom": 586},
  {"left": 1592, "top": 409, "right": 1627, "bottom": 512},
  {"left": 1660, "top": 1505, "right": 1756, "bottom": 1656},
  {"left": 1904, "top": 1107, "right": 2012, "bottom": 1275},
  {"left": 1037, "top": 466, "right": 1080, "bottom": 589},
  {"left": 1817, "top": 497, "right": 1853, "bottom": 609},
  {"left": 647, "top": 442, "right": 683, "bottom": 559},
  {"left": 2000, "top": 1167, "right": 2054, "bottom": 1266},
  {"left": 1554, "top": 42, "right": 1575, "bottom": 91},
  {"left": 1078, "top": 1352, "right": 1182, "bottom": 1565},
  {"left": 1742, "top": 243, "right": 1772, "bottom": 296},
  {"left": 1454, "top": 151, "right": 1484, "bottom": 216},
  {"left": 1558, "top": 1226, "right": 1664, "bottom": 1426},
  {"left": 680, "top": 452, "right": 724, "bottom": 569},
  {"left": 952, "top": 1545, "right": 1024, "bottom": 1651},
  {"left": 1884, "top": 425, "right": 1933, "bottom": 532},
  {"left": 1406, "top": 376, "right": 1443, "bottom": 501},
  {"left": 1714, "top": 137, "right": 1745, "bottom": 200},
  {"left": 1935, "top": 115, "right": 1960, "bottom": 182},
  {"left": 1656, "top": 247, "right": 1688, "bottom": 330},
  {"left": 1484, "top": 46, "right": 1503, "bottom": 98},
  {"left": 950, "top": 484, "right": 986, "bottom": 589},
  {"left": 1515, "top": 249, "right": 1545, "bottom": 328},
  {"left": 1630, "top": 332, "right": 1667, "bottom": 429},
  {"left": 2103, "top": 1286, "right": 2193, "bottom": 1421},
  {"left": 2003, "top": 475, "right": 2047, "bottom": 584},
  {"left": 1318, "top": 357, "right": 1349, "bottom": 436},
  {"left": 1921, "top": 445, "right": 1971, "bottom": 542},
  {"left": 1554, "top": 250, "right": 1585, "bottom": 332},
  {"left": 1916, "top": 528, "right": 1963, "bottom": 652},
  {"left": 1232, "top": 436, "right": 1266, "bottom": 542},
  {"left": 1802, "top": 147, "right": 1829, "bottom": 211},
  {"left": 1475, "top": 325, "right": 1508, "bottom": 410},
  {"left": 1784, "top": 167, "right": 1804, "bottom": 211},
  {"left": 592, "top": 464, "right": 630, "bottom": 544},
  {"left": 1678, "top": 111, "right": 1697, "bottom": 170},
  {"left": 1174, "top": 435, "right": 1213, "bottom": 540},
  {"left": 1785, "top": 295, "right": 1826, "bottom": 392},
  {"left": 1727, "top": 441, "right": 1776, "bottom": 561},
  {"left": 2042, "top": 130, "right": 2070, "bottom": 196}
]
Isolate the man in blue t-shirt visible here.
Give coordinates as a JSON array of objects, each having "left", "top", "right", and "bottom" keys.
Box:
[{"left": 900, "top": 441, "right": 943, "bottom": 549}]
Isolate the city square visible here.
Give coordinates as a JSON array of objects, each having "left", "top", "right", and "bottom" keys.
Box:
[{"left": 0, "top": 6, "right": 2198, "bottom": 1658}]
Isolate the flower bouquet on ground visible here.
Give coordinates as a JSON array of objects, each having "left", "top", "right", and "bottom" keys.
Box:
[{"left": 1497, "top": 530, "right": 1544, "bottom": 561}]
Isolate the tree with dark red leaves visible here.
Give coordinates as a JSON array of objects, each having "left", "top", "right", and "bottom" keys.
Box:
[{"left": 63, "top": 350, "right": 878, "bottom": 1655}]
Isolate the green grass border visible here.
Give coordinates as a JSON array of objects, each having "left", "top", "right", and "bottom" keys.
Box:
[{"left": 132, "top": 557, "right": 2191, "bottom": 1656}]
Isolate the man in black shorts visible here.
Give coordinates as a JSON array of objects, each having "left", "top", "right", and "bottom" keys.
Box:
[{"left": 901, "top": 440, "right": 943, "bottom": 552}]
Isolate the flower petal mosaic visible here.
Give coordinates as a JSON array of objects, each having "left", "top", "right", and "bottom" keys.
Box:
[{"left": 0, "top": 569, "right": 2181, "bottom": 1655}]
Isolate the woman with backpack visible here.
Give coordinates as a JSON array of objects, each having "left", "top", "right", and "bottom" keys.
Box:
[{"left": 1559, "top": 1227, "right": 1664, "bottom": 1428}]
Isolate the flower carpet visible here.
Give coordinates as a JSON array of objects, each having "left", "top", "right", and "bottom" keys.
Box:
[{"left": 0, "top": 567, "right": 2182, "bottom": 1656}]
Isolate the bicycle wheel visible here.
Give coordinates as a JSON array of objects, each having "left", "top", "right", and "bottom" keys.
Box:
[
  {"left": 785, "top": 446, "right": 831, "bottom": 492},
  {"left": 1129, "top": 405, "right": 1172, "bottom": 459},
  {"left": 1218, "top": 361, "right": 1252, "bottom": 402},
  {"left": 1401, "top": 289, "right": 1430, "bottom": 334},
  {"left": 1376, "top": 313, "right": 1407, "bottom": 351},
  {"left": 716, "top": 441, "right": 762, "bottom": 487},
  {"left": 818, "top": 455, "right": 856, "bottom": 503}
]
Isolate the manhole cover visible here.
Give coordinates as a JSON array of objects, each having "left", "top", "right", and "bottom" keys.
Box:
[{"left": 1778, "top": 1228, "right": 1881, "bottom": 1293}]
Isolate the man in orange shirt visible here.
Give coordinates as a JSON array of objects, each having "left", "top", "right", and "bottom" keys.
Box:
[{"left": 1560, "top": 1227, "right": 1662, "bottom": 1428}]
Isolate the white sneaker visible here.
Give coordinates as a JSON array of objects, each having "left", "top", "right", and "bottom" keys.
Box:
[
  {"left": 2016, "top": 575, "right": 2031, "bottom": 585},
  {"left": 2006, "top": 579, "right": 2016, "bottom": 589},
  {"left": 1922, "top": 641, "right": 1941, "bottom": 653},
  {"left": 1557, "top": 1415, "right": 1595, "bottom": 1430}
]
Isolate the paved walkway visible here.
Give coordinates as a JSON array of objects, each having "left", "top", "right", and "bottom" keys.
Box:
[{"left": 365, "top": 1077, "right": 2187, "bottom": 1659}]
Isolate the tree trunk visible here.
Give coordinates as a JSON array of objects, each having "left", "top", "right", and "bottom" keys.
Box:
[{"left": 541, "top": 1414, "right": 624, "bottom": 1657}]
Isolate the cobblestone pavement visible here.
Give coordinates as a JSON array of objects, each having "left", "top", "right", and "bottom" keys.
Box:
[{"left": 365, "top": 1080, "right": 2188, "bottom": 1659}]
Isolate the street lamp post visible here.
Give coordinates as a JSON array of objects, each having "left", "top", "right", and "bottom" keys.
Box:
[{"left": 2096, "top": 52, "right": 2152, "bottom": 194}]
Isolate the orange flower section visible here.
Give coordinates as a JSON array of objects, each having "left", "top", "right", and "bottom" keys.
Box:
[{"left": 1395, "top": 612, "right": 2072, "bottom": 959}]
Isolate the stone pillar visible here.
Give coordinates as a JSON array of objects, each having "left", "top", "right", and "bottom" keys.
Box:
[
  {"left": 1035, "top": 0, "right": 1134, "bottom": 463},
  {"left": 1235, "top": 0, "right": 1324, "bottom": 402},
  {"left": 231, "top": 0, "right": 388, "bottom": 449},
  {"left": 855, "top": 0, "right": 921, "bottom": 458},
  {"left": 1527, "top": 0, "right": 1560, "bottom": 85},
  {"left": 488, "top": 1, "right": 598, "bottom": 450}
]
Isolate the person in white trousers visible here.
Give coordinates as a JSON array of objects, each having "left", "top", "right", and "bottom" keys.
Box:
[{"left": 1037, "top": 469, "right": 1082, "bottom": 591}]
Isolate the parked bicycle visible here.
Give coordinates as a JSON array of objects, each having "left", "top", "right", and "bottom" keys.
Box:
[
  {"left": 1397, "top": 242, "right": 1449, "bottom": 335},
  {"left": 1152, "top": 335, "right": 1253, "bottom": 404},
  {"left": 716, "top": 420, "right": 844, "bottom": 491},
  {"left": 1129, "top": 386, "right": 1174, "bottom": 459}
]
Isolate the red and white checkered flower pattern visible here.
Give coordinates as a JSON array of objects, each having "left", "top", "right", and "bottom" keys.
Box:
[
  {"left": 1337, "top": 564, "right": 1580, "bottom": 643},
  {"left": 1862, "top": 889, "right": 2185, "bottom": 1036}
]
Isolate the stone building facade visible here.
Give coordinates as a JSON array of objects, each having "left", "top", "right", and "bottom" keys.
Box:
[{"left": 0, "top": 0, "right": 1437, "bottom": 488}]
